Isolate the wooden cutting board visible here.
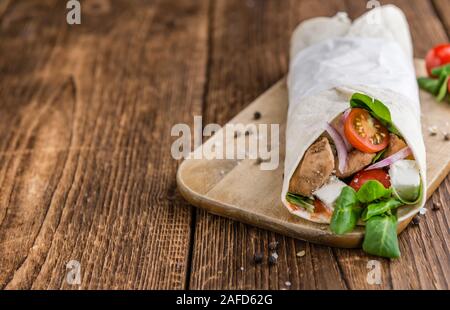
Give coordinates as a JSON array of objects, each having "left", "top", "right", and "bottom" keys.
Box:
[{"left": 177, "top": 59, "right": 450, "bottom": 248}]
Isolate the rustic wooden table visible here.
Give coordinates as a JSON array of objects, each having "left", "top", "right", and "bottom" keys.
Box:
[{"left": 0, "top": 0, "right": 448, "bottom": 290}]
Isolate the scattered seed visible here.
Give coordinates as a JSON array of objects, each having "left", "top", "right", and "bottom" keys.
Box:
[
  {"left": 444, "top": 132, "right": 449, "bottom": 141},
  {"left": 428, "top": 126, "right": 438, "bottom": 136},
  {"left": 240, "top": 266, "right": 244, "bottom": 271},
  {"left": 412, "top": 215, "right": 420, "bottom": 225},
  {"left": 296, "top": 250, "right": 306, "bottom": 257},
  {"left": 220, "top": 170, "right": 225, "bottom": 176},
  {"left": 253, "top": 111, "right": 261, "bottom": 120},
  {"left": 419, "top": 207, "right": 427, "bottom": 215},
  {"left": 285, "top": 281, "right": 292, "bottom": 287},
  {"left": 268, "top": 253, "right": 278, "bottom": 265},
  {"left": 432, "top": 202, "right": 441, "bottom": 211},
  {"left": 268, "top": 241, "right": 279, "bottom": 251},
  {"left": 253, "top": 252, "right": 264, "bottom": 264}
]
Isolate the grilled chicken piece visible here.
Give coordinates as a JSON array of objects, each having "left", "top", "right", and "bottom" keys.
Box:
[
  {"left": 335, "top": 149, "right": 375, "bottom": 178},
  {"left": 384, "top": 133, "right": 407, "bottom": 158},
  {"left": 289, "top": 137, "right": 335, "bottom": 196}
]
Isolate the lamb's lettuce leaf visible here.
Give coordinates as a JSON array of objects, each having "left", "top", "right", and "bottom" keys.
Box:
[
  {"left": 330, "top": 187, "right": 362, "bottom": 235},
  {"left": 361, "top": 199, "right": 403, "bottom": 221},
  {"left": 350, "top": 93, "right": 401, "bottom": 136},
  {"left": 362, "top": 212, "right": 401, "bottom": 258},
  {"left": 356, "top": 180, "right": 392, "bottom": 204},
  {"left": 437, "top": 75, "right": 449, "bottom": 102},
  {"left": 418, "top": 77, "right": 441, "bottom": 95}
]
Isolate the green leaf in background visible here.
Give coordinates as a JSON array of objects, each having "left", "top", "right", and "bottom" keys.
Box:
[
  {"left": 363, "top": 213, "right": 401, "bottom": 258},
  {"left": 286, "top": 192, "right": 315, "bottom": 213},
  {"left": 330, "top": 187, "right": 362, "bottom": 235},
  {"left": 431, "top": 64, "right": 450, "bottom": 77},
  {"left": 361, "top": 199, "right": 403, "bottom": 221},
  {"left": 419, "top": 64, "right": 450, "bottom": 102},
  {"left": 356, "top": 180, "right": 392, "bottom": 203},
  {"left": 350, "top": 93, "right": 401, "bottom": 136},
  {"left": 417, "top": 77, "right": 441, "bottom": 95},
  {"left": 436, "top": 75, "right": 449, "bottom": 102}
]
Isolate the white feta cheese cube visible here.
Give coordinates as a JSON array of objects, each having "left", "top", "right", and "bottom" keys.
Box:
[{"left": 313, "top": 176, "right": 347, "bottom": 210}]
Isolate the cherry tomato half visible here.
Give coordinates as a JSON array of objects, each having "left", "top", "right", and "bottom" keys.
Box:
[
  {"left": 349, "top": 169, "right": 391, "bottom": 191},
  {"left": 426, "top": 44, "right": 450, "bottom": 77},
  {"left": 344, "top": 108, "right": 390, "bottom": 153}
]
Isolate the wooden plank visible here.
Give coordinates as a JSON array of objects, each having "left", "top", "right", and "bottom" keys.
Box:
[
  {"left": 189, "top": 0, "right": 354, "bottom": 290},
  {"left": 189, "top": 0, "right": 449, "bottom": 290},
  {"left": 0, "top": 0, "right": 209, "bottom": 289},
  {"left": 432, "top": 0, "right": 450, "bottom": 38}
]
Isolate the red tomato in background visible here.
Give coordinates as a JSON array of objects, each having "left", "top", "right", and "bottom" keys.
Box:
[
  {"left": 425, "top": 44, "right": 450, "bottom": 77},
  {"left": 349, "top": 169, "right": 391, "bottom": 191}
]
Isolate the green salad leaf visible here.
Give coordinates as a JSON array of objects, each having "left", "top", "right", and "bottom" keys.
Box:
[
  {"left": 417, "top": 77, "right": 441, "bottom": 95},
  {"left": 431, "top": 64, "right": 450, "bottom": 77},
  {"left": 437, "top": 75, "right": 449, "bottom": 102},
  {"left": 419, "top": 64, "right": 450, "bottom": 102},
  {"left": 350, "top": 93, "right": 401, "bottom": 136},
  {"left": 286, "top": 193, "right": 315, "bottom": 213},
  {"left": 361, "top": 199, "right": 403, "bottom": 221},
  {"left": 372, "top": 149, "right": 386, "bottom": 163},
  {"left": 362, "top": 213, "right": 401, "bottom": 258},
  {"left": 330, "top": 187, "right": 362, "bottom": 235},
  {"left": 356, "top": 180, "right": 392, "bottom": 204}
]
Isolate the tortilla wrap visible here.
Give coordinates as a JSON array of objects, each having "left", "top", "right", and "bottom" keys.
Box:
[{"left": 281, "top": 5, "right": 426, "bottom": 223}]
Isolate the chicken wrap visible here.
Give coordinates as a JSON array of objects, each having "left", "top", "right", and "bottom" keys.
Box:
[{"left": 281, "top": 5, "right": 426, "bottom": 258}]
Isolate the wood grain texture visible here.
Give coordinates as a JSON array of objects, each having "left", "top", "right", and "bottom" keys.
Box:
[
  {"left": 0, "top": 0, "right": 448, "bottom": 290},
  {"left": 188, "top": 0, "right": 450, "bottom": 290},
  {"left": 344, "top": 0, "right": 448, "bottom": 57},
  {"left": 0, "top": 0, "right": 208, "bottom": 289},
  {"left": 433, "top": 0, "right": 450, "bottom": 38}
]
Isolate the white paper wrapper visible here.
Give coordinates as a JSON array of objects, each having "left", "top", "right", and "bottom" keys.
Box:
[{"left": 281, "top": 5, "right": 426, "bottom": 223}]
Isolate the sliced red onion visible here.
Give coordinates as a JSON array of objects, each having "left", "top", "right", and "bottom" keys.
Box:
[
  {"left": 365, "top": 147, "right": 412, "bottom": 171},
  {"left": 337, "top": 113, "right": 352, "bottom": 151},
  {"left": 326, "top": 123, "right": 347, "bottom": 174},
  {"left": 343, "top": 108, "right": 351, "bottom": 121}
]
